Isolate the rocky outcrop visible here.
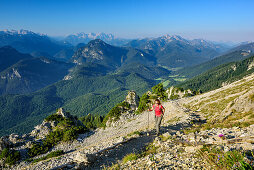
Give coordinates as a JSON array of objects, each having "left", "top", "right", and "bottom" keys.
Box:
[
  {"left": 30, "top": 120, "right": 55, "bottom": 139},
  {"left": 166, "top": 86, "right": 196, "bottom": 100},
  {"left": 56, "top": 107, "right": 71, "bottom": 118},
  {"left": 125, "top": 90, "right": 140, "bottom": 111},
  {"left": 8, "top": 133, "right": 21, "bottom": 144},
  {"left": 73, "top": 151, "right": 96, "bottom": 164}
]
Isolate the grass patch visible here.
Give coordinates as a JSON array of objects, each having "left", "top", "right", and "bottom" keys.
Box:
[
  {"left": 122, "top": 153, "right": 138, "bottom": 164},
  {"left": 142, "top": 143, "right": 158, "bottom": 157},
  {"left": 127, "top": 131, "right": 141, "bottom": 137},
  {"left": 249, "top": 94, "right": 254, "bottom": 102},
  {"left": 197, "top": 145, "right": 252, "bottom": 169},
  {"left": 159, "top": 134, "right": 172, "bottom": 142},
  {"left": 167, "top": 117, "right": 181, "bottom": 124},
  {"left": 106, "top": 163, "right": 121, "bottom": 170},
  {"left": 183, "top": 126, "right": 201, "bottom": 135}
]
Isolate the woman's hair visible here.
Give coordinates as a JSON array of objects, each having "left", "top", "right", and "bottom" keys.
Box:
[{"left": 155, "top": 99, "right": 161, "bottom": 104}]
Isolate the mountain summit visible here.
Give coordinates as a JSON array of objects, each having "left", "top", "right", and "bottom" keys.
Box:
[
  {"left": 72, "top": 39, "right": 156, "bottom": 68},
  {"left": 126, "top": 35, "right": 225, "bottom": 67}
]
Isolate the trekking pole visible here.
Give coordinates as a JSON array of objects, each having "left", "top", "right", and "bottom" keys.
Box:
[
  {"left": 163, "top": 114, "right": 165, "bottom": 134},
  {"left": 147, "top": 108, "right": 149, "bottom": 136},
  {"left": 162, "top": 109, "right": 165, "bottom": 134}
]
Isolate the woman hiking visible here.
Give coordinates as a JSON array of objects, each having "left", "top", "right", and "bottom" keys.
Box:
[{"left": 148, "top": 99, "right": 165, "bottom": 136}]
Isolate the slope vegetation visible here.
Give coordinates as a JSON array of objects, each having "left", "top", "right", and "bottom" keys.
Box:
[
  {"left": 0, "top": 63, "right": 169, "bottom": 136},
  {"left": 178, "top": 55, "right": 254, "bottom": 92}
]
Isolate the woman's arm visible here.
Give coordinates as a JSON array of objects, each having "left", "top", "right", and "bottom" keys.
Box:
[{"left": 148, "top": 105, "right": 154, "bottom": 111}]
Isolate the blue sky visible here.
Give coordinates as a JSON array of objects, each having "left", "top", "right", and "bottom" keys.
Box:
[{"left": 0, "top": 0, "right": 253, "bottom": 41}]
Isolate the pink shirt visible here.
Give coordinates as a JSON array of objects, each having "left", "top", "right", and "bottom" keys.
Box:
[{"left": 153, "top": 104, "right": 164, "bottom": 117}]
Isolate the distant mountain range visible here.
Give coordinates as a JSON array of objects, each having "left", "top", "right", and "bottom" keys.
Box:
[
  {"left": 64, "top": 32, "right": 130, "bottom": 46},
  {"left": 0, "top": 29, "right": 70, "bottom": 56},
  {"left": 0, "top": 29, "right": 236, "bottom": 68},
  {"left": 125, "top": 35, "right": 229, "bottom": 67}
]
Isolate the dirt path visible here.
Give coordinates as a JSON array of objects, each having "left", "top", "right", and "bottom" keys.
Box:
[
  {"left": 18, "top": 100, "right": 203, "bottom": 170},
  {"left": 80, "top": 100, "right": 204, "bottom": 169}
]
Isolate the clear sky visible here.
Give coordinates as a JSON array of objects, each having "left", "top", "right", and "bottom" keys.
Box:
[{"left": 0, "top": 0, "right": 253, "bottom": 42}]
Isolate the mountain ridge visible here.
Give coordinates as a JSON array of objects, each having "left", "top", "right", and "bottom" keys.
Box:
[{"left": 125, "top": 34, "right": 226, "bottom": 67}]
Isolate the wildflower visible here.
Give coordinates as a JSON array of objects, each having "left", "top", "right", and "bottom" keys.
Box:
[{"left": 218, "top": 134, "right": 224, "bottom": 138}]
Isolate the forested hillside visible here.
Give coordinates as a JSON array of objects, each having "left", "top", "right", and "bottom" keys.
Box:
[
  {"left": 0, "top": 63, "right": 169, "bottom": 136},
  {"left": 178, "top": 55, "right": 254, "bottom": 92}
]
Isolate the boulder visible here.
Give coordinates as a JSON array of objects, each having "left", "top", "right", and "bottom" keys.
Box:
[
  {"left": 125, "top": 91, "right": 140, "bottom": 111},
  {"left": 73, "top": 151, "right": 96, "bottom": 164},
  {"left": 25, "top": 141, "right": 34, "bottom": 148},
  {"left": 8, "top": 133, "right": 21, "bottom": 144}
]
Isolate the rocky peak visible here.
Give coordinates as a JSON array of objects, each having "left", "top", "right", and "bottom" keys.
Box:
[
  {"left": 56, "top": 107, "right": 71, "bottom": 118},
  {"left": 87, "top": 39, "right": 109, "bottom": 48},
  {"left": 125, "top": 90, "right": 140, "bottom": 111}
]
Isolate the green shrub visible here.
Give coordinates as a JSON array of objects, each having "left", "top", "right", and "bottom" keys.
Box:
[
  {"left": 0, "top": 148, "right": 9, "bottom": 159},
  {"left": 151, "top": 83, "right": 167, "bottom": 100},
  {"left": 28, "top": 143, "right": 50, "bottom": 157},
  {"left": 102, "top": 101, "right": 130, "bottom": 126},
  {"left": 169, "top": 94, "right": 179, "bottom": 100},
  {"left": 45, "top": 114, "right": 64, "bottom": 122},
  {"left": 0, "top": 148, "right": 21, "bottom": 165},
  {"left": 149, "top": 95, "right": 158, "bottom": 99},
  {"left": 117, "top": 101, "right": 130, "bottom": 109},
  {"left": 28, "top": 125, "right": 86, "bottom": 157},
  {"left": 250, "top": 94, "right": 254, "bottom": 102},
  {"left": 137, "top": 93, "right": 150, "bottom": 113},
  {"left": 80, "top": 114, "right": 104, "bottom": 129},
  {"left": 57, "top": 118, "right": 75, "bottom": 129},
  {"left": 183, "top": 93, "right": 193, "bottom": 97},
  {"left": 32, "top": 150, "right": 64, "bottom": 163},
  {"left": 137, "top": 101, "right": 148, "bottom": 113},
  {"left": 63, "top": 128, "right": 77, "bottom": 141},
  {"left": 152, "top": 83, "right": 165, "bottom": 96}
]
